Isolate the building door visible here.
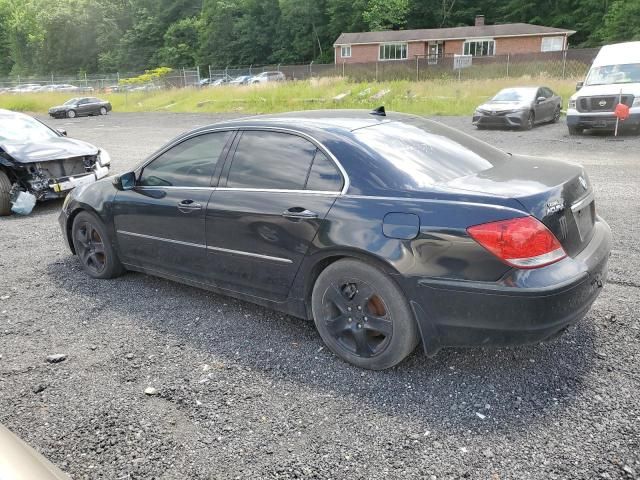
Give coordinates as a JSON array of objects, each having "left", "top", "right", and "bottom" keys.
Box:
[{"left": 428, "top": 42, "right": 443, "bottom": 64}]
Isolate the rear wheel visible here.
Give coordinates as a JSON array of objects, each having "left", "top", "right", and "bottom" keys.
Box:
[
  {"left": 71, "top": 211, "right": 124, "bottom": 279},
  {"left": 568, "top": 125, "right": 583, "bottom": 136},
  {"left": 99, "top": 106, "right": 107, "bottom": 115},
  {"left": 311, "top": 259, "right": 419, "bottom": 370},
  {"left": 0, "top": 170, "right": 11, "bottom": 216},
  {"left": 67, "top": 109, "right": 77, "bottom": 118}
]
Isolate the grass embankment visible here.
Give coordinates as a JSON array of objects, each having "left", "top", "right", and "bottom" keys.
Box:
[{"left": 0, "top": 77, "right": 579, "bottom": 117}]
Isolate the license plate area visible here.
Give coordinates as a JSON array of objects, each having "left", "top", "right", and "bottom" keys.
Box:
[{"left": 572, "top": 199, "right": 595, "bottom": 242}]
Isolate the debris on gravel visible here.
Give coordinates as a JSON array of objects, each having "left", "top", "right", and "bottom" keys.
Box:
[
  {"left": 45, "top": 353, "right": 67, "bottom": 364},
  {"left": 144, "top": 387, "right": 158, "bottom": 396}
]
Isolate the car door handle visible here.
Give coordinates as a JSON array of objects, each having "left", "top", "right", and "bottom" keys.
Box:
[
  {"left": 177, "top": 199, "right": 202, "bottom": 213},
  {"left": 282, "top": 207, "right": 318, "bottom": 219}
]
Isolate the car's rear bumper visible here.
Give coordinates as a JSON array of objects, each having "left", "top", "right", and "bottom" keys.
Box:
[
  {"left": 405, "top": 218, "right": 611, "bottom": 355},
  {"left": 472, "top": 111, "right": 528, "bottom": 128}
]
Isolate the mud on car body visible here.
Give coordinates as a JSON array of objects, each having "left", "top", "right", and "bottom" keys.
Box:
[{"left": 0, "top": 109, "right": 110, "bottom": 216}]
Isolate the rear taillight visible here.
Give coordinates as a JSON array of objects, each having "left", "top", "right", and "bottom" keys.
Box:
[{"left": 467, "top": 216, "right": 566, "bottom": 269}]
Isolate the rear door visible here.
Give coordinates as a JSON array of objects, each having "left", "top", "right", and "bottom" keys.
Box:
[
  {"left": 204, "top": 130, "right": 344, "bottom": 301},
  {"left": 113, "top": 130, "right": 234, "bottom": 282},
  {"left": 535, "top": 88, "right": 554, "bottom": 122}
]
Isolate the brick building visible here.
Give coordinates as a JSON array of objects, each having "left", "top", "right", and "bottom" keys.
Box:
[{"left": 333, "top": 16, "right": 575, "bottom": 64}]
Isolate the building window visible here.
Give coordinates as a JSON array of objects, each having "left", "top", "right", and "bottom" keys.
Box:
[
  {"left": 379, "top": 43, "right": 408, "bottom": 61},
  {"left": 463, "top": 39, "right": 495, "bottom": 57},
  {"left": 340, "top": 45, "right": 351, "bottom": 58},
  {"left": 541, "top": 36, "right": 564, "bottom": 52}
]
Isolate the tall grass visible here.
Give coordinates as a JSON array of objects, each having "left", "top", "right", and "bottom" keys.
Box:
[{"left": 0, "top": 76, "right": 579, "bottom": 117}]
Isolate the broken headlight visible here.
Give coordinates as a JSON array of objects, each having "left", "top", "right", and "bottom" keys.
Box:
[{"left": 98, "top": 149, "right": 111, "bottom": 167}]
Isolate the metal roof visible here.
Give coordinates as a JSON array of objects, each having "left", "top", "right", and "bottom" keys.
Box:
[{"left": 334, "top": 23, "right": 576, "bottom": 46}]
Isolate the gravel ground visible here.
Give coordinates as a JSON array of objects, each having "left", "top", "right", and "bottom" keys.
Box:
[{"left": 1, "top": 112, "right": 639, "bottom": 480}]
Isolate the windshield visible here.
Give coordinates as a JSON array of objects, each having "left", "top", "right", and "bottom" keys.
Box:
[
  {"left": 353, "top": 119, "right": 509, "bottom": 190},
  {"left": 63, "top": 98, "right": 79, "bottom": 105},
  {"left": 585, "top": 63, "right": 640, "bottom": 86},
  {"left": 0, "top": 115, "right": 59, "bottom": 143},
  {"left": 491, "top": 89, "right": 535, "bottom": 102}
]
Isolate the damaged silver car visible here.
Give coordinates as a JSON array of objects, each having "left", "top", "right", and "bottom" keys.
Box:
[{"left": 0, "top": 109, "right": 110, "bottom": 216}]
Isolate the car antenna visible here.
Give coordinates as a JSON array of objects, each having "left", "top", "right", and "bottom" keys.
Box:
[{"left": 370, "top": 106, "right": 386, "bottom": 116}]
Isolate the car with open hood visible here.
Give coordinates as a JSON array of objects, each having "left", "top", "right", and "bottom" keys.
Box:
[
  {"left": 0, "top": 109, "right": 110, "bottom": 215},
  {"left": 473, "top": 87, "right": 562, "bottom": 130}
]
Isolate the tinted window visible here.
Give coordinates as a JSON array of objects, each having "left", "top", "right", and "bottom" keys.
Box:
[
  {"left": 353, "top": 120, "right": 509, "bottom": 190},
  {"left": 227, "top": 131, "right": 317, "bottom": 189},
  {"left": 140, "top": 131, "right": 231, "bottom": 187},
  {"left": 306, "top": 150, "right": 343, "bottom": 191}
]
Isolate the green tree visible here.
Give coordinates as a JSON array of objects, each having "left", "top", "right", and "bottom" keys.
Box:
[
  {"left": 597, "top": 0, "right": 640, "bottom": 43},
  {"left": 156, "top": 17, "right": 201, "bottom": 67},
  {"left": 363, "top": 0, "right": 409, "bottom": 31}
]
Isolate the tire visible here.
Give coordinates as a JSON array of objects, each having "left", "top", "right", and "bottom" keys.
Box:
[
  {"left": 0, "top": 169, "right": 11, "bottom": 217},
  {"left": 67, "top": 109, "right": 76, "bottom": 118},
  {"left": 552, "top": 106, "right": 561, "bottom": 123},
  {"left": 71, "top": 211, "right": 124, "bottom": 279},
  {"left": 522, "top": 111, "right": 535, "bottom": 130},
  {"left": 311, "top": 259, "right": 419, "bottom": 370},
  {"left": 568, "top": 126, "right": 583, "bottom": 136},
  {"left": 99, "top": 107, "right": 107, "bottom": 115}
]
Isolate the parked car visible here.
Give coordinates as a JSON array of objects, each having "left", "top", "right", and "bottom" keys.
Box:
[
  {"left": 0, "top": 109, "right": 111, "bottom": 215},
  {"left": 473, "top": 87, "right": 562, "bottom": 130},
  {"left": 250, "top": 71, "right": 286, "bottom": 84},
  {"left": 9, "top": 84, "right": 41, "bottom": 93},
  {"left": 229, "top": 75, "right": 253, "bottom": 86},
  {"left": 59, "top": 110, "right": 611, "bottom": 369},
  {"left": 567, "top": 41, "right": 640, "bottom": 135},
  {"left": 48, "top": 97, "right": 112, "bottom": 119},
  {"left": 0, "top": 423, "right": 70, "bottom": 479}
]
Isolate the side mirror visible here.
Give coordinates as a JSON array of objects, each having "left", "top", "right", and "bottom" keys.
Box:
[
  {"left": 113, "top": 171, "right": 136, "bottom": 191},
  {"left": 536, "top": 96, "right": 546, "bottom": 104},
  {"left": 576, "top": 81, "right": 584, "bottom": 91},
  {"left": 56, "top": 128, "right": 67, "bottom": 136}
]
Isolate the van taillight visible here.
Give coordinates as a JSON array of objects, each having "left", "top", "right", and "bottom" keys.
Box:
[{"left": 467, "top": 216, "right": 566, "bottom": 269}]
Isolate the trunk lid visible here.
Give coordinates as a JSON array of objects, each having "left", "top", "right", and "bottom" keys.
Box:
[{"left": 445, "top": 155, "right": 596, "bottom": 257}]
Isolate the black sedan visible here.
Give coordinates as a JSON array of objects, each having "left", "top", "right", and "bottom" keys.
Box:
[
  {"left": 49, "top": 97, "right": 112, "bottom": 119},
  {"left": 59, "top": 110, "right": 611, "bottom": 369},
  {"left": 473, "top": 87, "right": 562, "bottom": 130},
  {"left": 0, "top": 109, "right": 111, "bottom": 215}
]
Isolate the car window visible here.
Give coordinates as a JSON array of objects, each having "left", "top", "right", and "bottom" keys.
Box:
[
  {"left": 543, "top": 88, "right": 554, "bottom": 97},
  {"left": 140, "top": 131, "right": 232, "bottom": 188},
  {"left": 305, "top": 150, "right": 343, "bottom": 192},
  {"left": 227, "top": 131, "right": 317, "bottom": 190}
]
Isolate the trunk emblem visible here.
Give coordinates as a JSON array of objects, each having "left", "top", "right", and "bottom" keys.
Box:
[
  {"left": 546, "top": 199, "right": 565, "bottom": 215},
  {"left": 578, "top": 176, "right": 588, "bottom": 190}
]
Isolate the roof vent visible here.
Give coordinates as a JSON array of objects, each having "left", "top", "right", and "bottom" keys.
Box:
[
  {"left": 475, "top": 15, "right": 485, "bottom": 26},
  {"left": 370, "top": 106, "right": 386, "bottom": 116}
]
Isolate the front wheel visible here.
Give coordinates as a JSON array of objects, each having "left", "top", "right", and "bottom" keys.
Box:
[
  {"left": 99, "top": 107, "right": 107, "bottom": 115},
  {"left": 553, "top": 106, "right": 561, "bottom": 123},
  {"left": 522, "top": 111, "right": 535, "bottom": 130},
  {"left": 71, "top": 211, "right": 124, "bottom": 279},
  {"left": 311, "top": 259, "right": 419, "bottom": 370},
  {"left": 0, "top": 170, "right": 11, "bottom": 216},
  {"left": 67, "top": 109, "right": 77, "bottom": 118}
]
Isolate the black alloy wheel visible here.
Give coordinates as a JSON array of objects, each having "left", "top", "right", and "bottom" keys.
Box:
[
  {"left": 71, "top": 211, "right": 124, "bottom": 279},
  {"left": 312, "top": 259, "right": 419, "bottom": 370}
]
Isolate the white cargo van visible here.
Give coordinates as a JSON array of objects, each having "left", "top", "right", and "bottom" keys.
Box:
[{"left": 566, "top": 41, "right": 640, "bottom": 135}]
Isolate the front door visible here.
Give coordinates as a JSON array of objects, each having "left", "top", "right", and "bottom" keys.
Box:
[
  {"left": 113, "top": 130, "right": 234, "bottom": 282},
  {"left": 204, "top": 130, "right": 344, "bottom": 301}
]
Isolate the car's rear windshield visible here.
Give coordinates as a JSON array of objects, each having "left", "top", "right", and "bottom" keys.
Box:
[
  {"left": 0, "top": 115, "right": 58, "bottom": 143},
  {"left": 352, "top": 118, "right": 510, "bottom": 189}
]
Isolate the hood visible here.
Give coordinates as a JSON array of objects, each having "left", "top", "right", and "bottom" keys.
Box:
[
  {"left": 477, "top": 100, "right": 531, "bottom": 112},
  {"left": 0, "top": 137, "right": 98, "bottom": 164},
  {"left": 49, "top": 105, "right": 71, "bottom": 111},
  {"left": 572, "top": 83, "right": 640, "bottom": 100}
]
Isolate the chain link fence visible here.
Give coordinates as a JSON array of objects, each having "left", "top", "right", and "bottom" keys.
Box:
[{"left": 0, "top": 48, "right": 599, "bottom": 94}]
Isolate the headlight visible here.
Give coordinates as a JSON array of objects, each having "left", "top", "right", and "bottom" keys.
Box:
[
  {"left": 633, "top": 97, "right": 640, "bottom": 107},
  {"left": 568, "top": 99, "right": 577, "bottom": 109},
  {"left": 98, "top": 149, "right": 111, "bottom": 167}
]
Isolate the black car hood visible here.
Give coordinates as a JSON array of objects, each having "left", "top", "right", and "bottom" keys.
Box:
[{"left": 0, "top": 137, "right": 99, "bottom": 164}]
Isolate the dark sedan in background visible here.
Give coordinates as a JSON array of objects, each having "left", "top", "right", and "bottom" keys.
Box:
[
  {"left": 473, "top": 87, "right": 562, "bottom": 130},
  {"left": 59, "top": 110, "right": 610, "bottom": 370},
  {"left": 48, "top": 97, "right": 112, "bottom": 119}
]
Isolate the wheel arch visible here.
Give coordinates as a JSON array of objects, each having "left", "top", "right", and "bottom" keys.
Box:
[{"left": 65, "top": 204, "right": 103, "bottom": 254}]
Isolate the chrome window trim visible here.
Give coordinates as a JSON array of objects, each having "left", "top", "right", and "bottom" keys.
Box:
[
  {"left": 138, "top": 125, "right": 350, "bottom": 195},
  {"left": 134, "top": 186, "right": 338, "bottom": 196},
  {"left": 117, "top": 230, "right": 293, "bottom": 264}
]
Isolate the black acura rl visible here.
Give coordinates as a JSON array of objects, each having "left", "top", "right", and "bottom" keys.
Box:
[{"left": 59, "top": 110, "right": 611, "bottom": 370}]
